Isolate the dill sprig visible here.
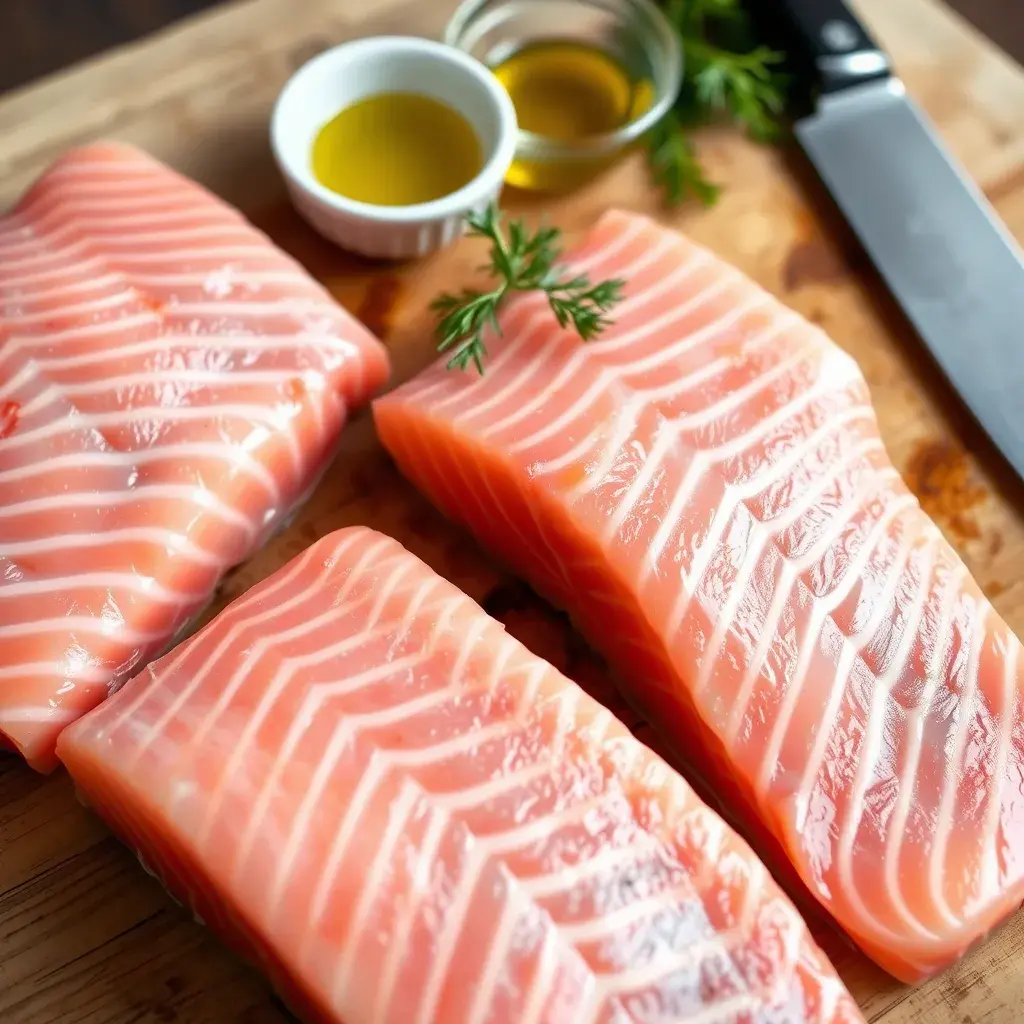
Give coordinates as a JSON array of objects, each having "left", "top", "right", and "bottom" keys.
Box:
[
  {"left": 432, "top": 205, "right": 624, "bottom": 374},
  {"left": 651, "top": 0, "right": 787, "bottom": 206}
]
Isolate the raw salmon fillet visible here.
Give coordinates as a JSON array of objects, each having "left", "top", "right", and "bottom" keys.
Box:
[
  {"left": 375, "top": 209, "right": 1024, "bottom": 982},
  {"left": 58, "top": 527, "right": 862, "bottom": 1024},
  {"left": 0, "top": 143, "right": 389, "bottom": 770}
]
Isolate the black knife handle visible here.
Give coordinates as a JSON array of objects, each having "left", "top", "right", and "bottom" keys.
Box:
[{"left": 775, "top": 0, "right": 891, "bottom": 96}]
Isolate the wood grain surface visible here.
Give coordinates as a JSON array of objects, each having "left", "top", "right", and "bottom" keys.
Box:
[
  {"left": 0, "top": 0, "right": 1020, "bottom": 93},
  {"left": 2, "top": 0, "right": 1024, "bottom": 1021}
]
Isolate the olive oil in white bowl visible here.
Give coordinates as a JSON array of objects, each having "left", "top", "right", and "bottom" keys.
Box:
[
  {"left": 272, "top": 36, "right": 518, "bottom": 259},
  {"left": 312, "top": 92, "right": 484, "bottom": 207}
]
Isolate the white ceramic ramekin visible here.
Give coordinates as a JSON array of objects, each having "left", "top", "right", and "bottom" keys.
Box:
[{"left": 270, "top": 36, "right": 518, "bottom": 260}]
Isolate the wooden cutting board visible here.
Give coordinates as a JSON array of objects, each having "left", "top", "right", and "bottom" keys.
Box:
[{"left": 2, "top": 0, "right": 1024, "bottom": 1021}]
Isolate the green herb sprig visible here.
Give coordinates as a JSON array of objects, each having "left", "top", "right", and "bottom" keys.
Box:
[
  {"left": 652, "top": 0, "right": 787, "bottom": 206},
  {"left": 432, "top": 205, "right": 624, "bottom": 374}
]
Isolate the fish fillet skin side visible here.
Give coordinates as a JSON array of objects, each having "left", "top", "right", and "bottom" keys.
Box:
[
  {"left": 374, "top": 209, "right": 1024, "bottom": 982},
  {"left": 58, "top": 527, "right": 863, "bottom": 1024},
  {"left": 0, "top": 142, "right": 389, "bottom": 769}
]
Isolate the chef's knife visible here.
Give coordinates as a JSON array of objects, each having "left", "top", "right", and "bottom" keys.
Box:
[{"left": 766, "top": 0, "right": 1024, "bottom": 482}]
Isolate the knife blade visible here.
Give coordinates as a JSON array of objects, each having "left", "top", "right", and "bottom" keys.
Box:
[{"left": 769, "top": 0, "right": 1024, "bottom": 482}]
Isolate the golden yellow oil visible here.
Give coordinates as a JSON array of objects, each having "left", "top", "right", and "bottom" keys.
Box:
[
  {"left": 492, "top": 40, "right": 654, "bottom": 192},
  {"left": 311, "top": 92, "right": 483, "bottom": 206}
]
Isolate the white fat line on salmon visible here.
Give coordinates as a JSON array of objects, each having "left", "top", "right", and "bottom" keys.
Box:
[
  {"left": 0, "top": 247, "right": 101, "bottom": 276},
  {"left": 929, "top": 596, "right": 991, "bottom": 928},
  {"left": 0, "top": 485, "right": 258, "bottom": 536},
  {"left": 23, "top": 162, "right": 175, "bottom": 184},
  {"left": 598, "top": 940, "right": 756, "bottom": 1017},
  {"left": 207, "top": 574, "right": 452, "bottom": 864},
  {"left": 611, "top": 299, "right": 797, "bottom": 388},
  {"left": 649, "top": 393, "right": 874, "bottom": 633},
  {"left": 881, "top": 556, "right": 961, "bottom": 937},
  {"left": 34, "top": 332, "right": 361, "bottom": 371},
  {"left": 371, "top": 762, "right": 554, "bottom": 1020},
  {"left": 756, "top": 495, "right": 921, "bottom": 800},
  {"left": 409, "top": 216, "right": 653, "bottom": 415},
  {"left": 835, "top": 534, "right": 942, "bottom": 940},
  {"left": 721, "top": 448, "right": 895, "bottom": 742},
  {"left": 127, "top": 269, "right": 316, "bottom": 289},
  {"left": 380, "top": 557, "right": 455, "bottom": 658},
  {"left": 0, "top": 273, "right": 124, "bottom": 305},
  {"left": 413, "top": 790, "right": 615, "bottom": 1024},
  {"left": 6, "top": 400, "right": 293, "bottom": 446},
  {"left": 750, "top": 521, "right": 945, "bottom": 950},
  {"left": 509, "top": 304, "right": 803, "bottom": 481},
  {"left": 132, "top": 528, "right": 364, "bottom": 720},
  {"left": 0, "top": 259, "right": 105, "bottom": 290},
  {"left": 380, "top": 716, "right": 524, "bottom": 776},
  {"left": 0, "top": 572, "right": 206, "bottom": 603},
  {"left": 577, "top": 931, "right": 748, "bottom": 1018},
  {"left": 331, "top": 778, "right": 425, "bottom": 1004},
  {"left": 0, "top": 232, "right": 90, "bottom": 260},
  {"left": 806, "top": 536, "right": 958, "bottom": 950},
  {"left": 0, "top": 704, "right": 85, "bottom": 724},
  {"left": 524, "top": 836, "right": 663, "bottom": 901},
  {"left": 159, "top": 298, "right": 349, "bottom": 319},
  {"left": 313, "top": 659, "right": 561, "bottom": 970},
  {"left": 560, "top": 878, "right": 707, "bottom": 948},
  {"left": 270, "top": 675, "right": 464, "bottom": 926},
  {"left": 694, "top": 441, "right": 896, "bottom": 709},
  {"left": 57, "top": 368, "right": 328, "bottom": 395},
  {"left": 587, "top": 257, "right": 734, "bottom": 358},
  {"left": 460, "top": 240, "right": 713, "bottom": 434},
  {"left": 0, "top": 359, "right": 46, "bottom": 402},
  {"left": 166, "top": 535, "right": 400, "bottom": 771},
  {"left": 0, "top": 218, "right": 247, "bottom": 259},
  {"left": 0, "top": 290, "right": 139, "bottom": 325},
  {"left": 980, "top": 630, "right": 1020, "bottom": 904},
  {"left": 17, "top": 197, "right": 242, "bottom": 225},
  {"left": 1, "top": 404, "right": 301, "bottom": 492},
  {"left": 0, "top": 660, "right": 111, "bottom": 683},
  {"left": 465, "top": 865, "right": 551, "bottom": 1024},
  {"left": 365, "top": 799, "right": 441, "bottom": 1016},
  {"left": 0, "top": 526, "right": 224, "bottom": 565},
  {"left": 10, "top": 383, "right": 75, "bottom": 419},
  {"left": 718, "top": 479, "right": 907, "bottom": 749},
  {"left": 544, "top": 311, "right": 807, "bottom": 482},
  {"left": 224, "top": 576, "right": 440, "bottom": 870},
  {"left": 0, "top": 614, "right": 163, "bottom": 642},
  {"left": 432, "top": 757, "right": 555, "bottom": 817},
  {"left": 0, "top": 445, "right": 280, "bottom": 506},
  {"left": 524, "top": 933, "right": 598, "bottom": 1024},
  {"left": 12, "top": 183, "right": 231, "bottom": 218},
  {"left": 579, "top": 333, "right": 817, "bottom": 540},
  {"left": 111, "top": 539, "right": 341, "bottom": 749},
  {"left": 4, "top": 218, "right": 254, "bottom": 251},
  {"left": 446, "top": 233, "right": 697, "bottom": 429},
  {"left": 92, "top": 245, "right": 297, "bottom": 265},
  {"left": 13, "top": 310, "right": 159, "bottom": 346}
]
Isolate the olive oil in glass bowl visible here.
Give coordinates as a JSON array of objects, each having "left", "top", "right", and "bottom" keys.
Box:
[{"left": 444, "top": 0, "right": 682, "bottom": 192}]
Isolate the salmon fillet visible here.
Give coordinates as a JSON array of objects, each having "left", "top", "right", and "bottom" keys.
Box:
[
  {"left": 0, "top": 143, "right": 389, "bottom": 770},
  {"left": 58, "top": 526, "right": 862, "bottom": 1024},
  {"left": 374, "top": 209, "right": 1024, "bottom": 982}
]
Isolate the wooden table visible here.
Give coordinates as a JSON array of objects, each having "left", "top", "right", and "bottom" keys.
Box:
[
  {"left": 3, "top": 0, "right": 1024, "bottom": 1022},
  {"left": 0, "top": 0, "right": 1021, "bottom": 93}
]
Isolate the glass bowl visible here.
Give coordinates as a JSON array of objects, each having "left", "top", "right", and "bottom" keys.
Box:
[{"left": 444, "top": 0, "right": 682, "bottom": 192}]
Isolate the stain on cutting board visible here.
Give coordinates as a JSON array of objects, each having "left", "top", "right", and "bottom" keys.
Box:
[{"left": 903, "top": 438, "right": 988, "bottom": 543}]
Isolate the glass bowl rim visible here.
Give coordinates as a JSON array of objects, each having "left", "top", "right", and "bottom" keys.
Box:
[{"left": 443, "top": 0, "right": 684, "bottom": 161}]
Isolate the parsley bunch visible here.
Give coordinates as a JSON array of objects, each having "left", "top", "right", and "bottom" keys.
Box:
[
  {"left": 650, "top": 0, "right": 787, "bottom": 206},
  {"left": 433, "top": 205, "right": 624, "bottom": 374}
]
